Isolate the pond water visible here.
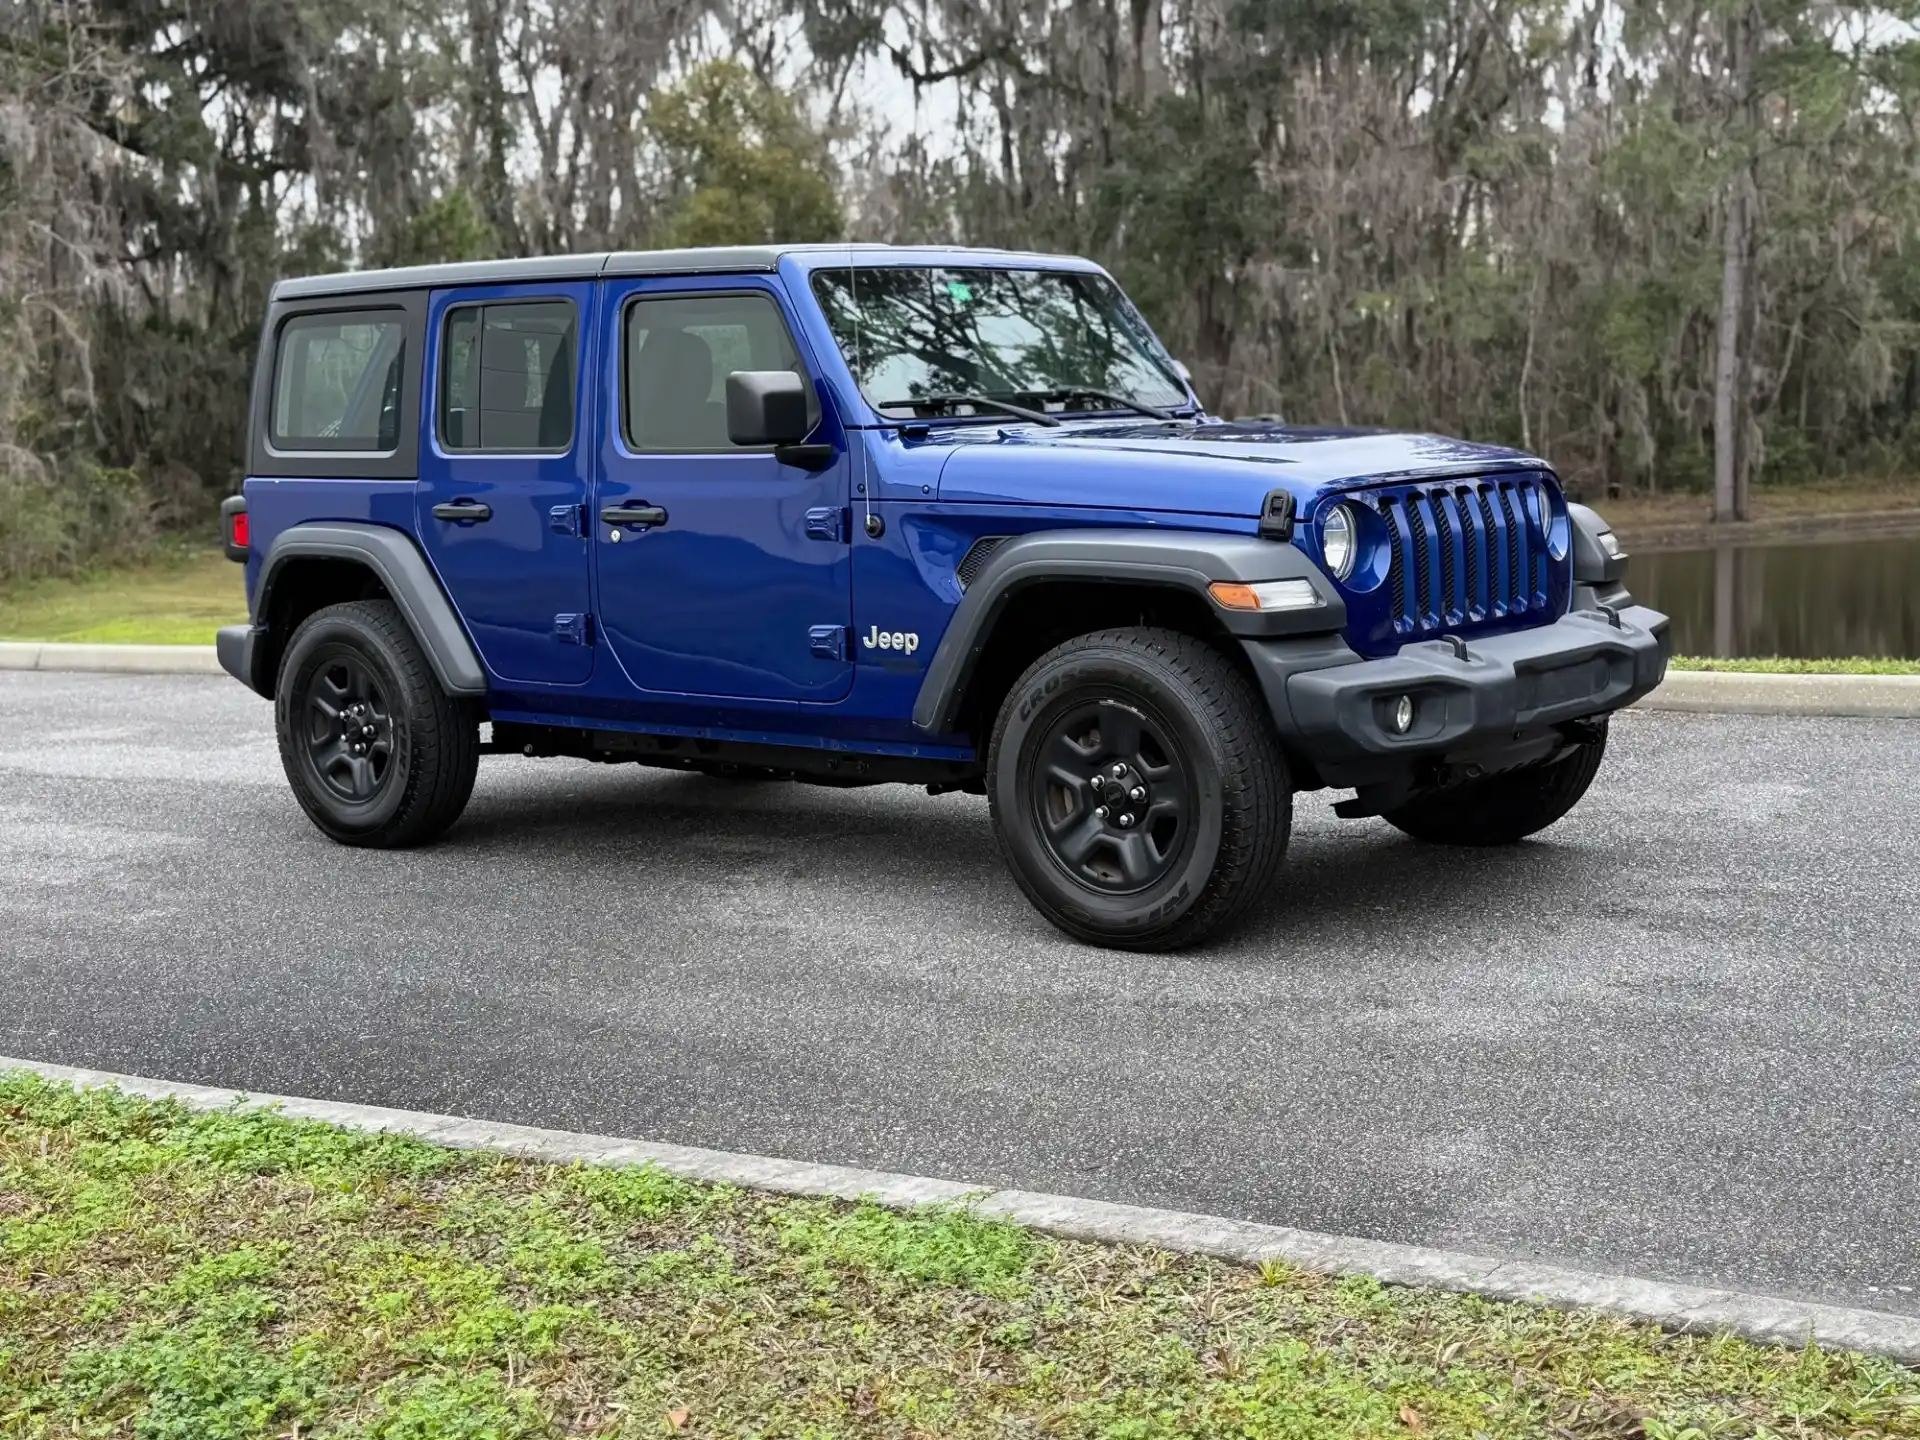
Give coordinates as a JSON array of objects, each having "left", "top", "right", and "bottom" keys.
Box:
[{"left": 1629, "top": 536, "right": 1920, "bottom": 658}]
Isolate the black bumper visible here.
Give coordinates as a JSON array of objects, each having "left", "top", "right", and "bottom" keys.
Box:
[
  {"left": 1244, "top": 604, "right": 1670, "bottom": 787},
  {"left": 216, "top": 624, "right": 268, "bottom": 697}
]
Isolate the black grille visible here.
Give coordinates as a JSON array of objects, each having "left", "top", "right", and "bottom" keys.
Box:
[
  {"left": 1431, "top": 494, "right": 1457, "bottom": 621},
  {"left": 1457, "top": 487, "right": 1480, "bottom": 611},
  {"left": 1368, "top": 474, "right": 1555, "bottom": 639},
  {"left": 956, "top": 535, "right": 1011, "bottom": 590},
  {"left": 1380, "top": 498, "right": 1407, "bottom": 618}
]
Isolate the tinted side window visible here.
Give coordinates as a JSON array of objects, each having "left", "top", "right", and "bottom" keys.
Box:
[
  {"left": 271, "top": 311, "right": 406, "bottom": 451},
  {"left": 624, "top": 292, "right": 809, "bottom": 452},
  {"left": 439, "top": 300, "right": 577, "bottom": 452}
]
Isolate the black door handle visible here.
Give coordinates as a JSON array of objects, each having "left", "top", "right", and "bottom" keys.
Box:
[
  {"left": 601, "top": 504, "right": 667, "bottom": 528},
  {"left": 432, "top": 501, "right": 492, "bottom": 524}
]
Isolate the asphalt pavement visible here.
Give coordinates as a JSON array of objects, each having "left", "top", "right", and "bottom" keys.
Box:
[{"left": 2, "top": 670, "right": 1916, "bottom": 1316}]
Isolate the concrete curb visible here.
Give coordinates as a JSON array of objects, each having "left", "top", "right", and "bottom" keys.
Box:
[
  {"left": 1641, "top": 669, "right": 1920, "bottom": 718},
  {"left": 6, "top": 643, "right": 1920, "bottom": 718},
  {"left": 7, "top": 1055, "right": 1918, "bottom": 1364},
  {"left": 0, "top": 641, "right": 223, "bottom": 676}
]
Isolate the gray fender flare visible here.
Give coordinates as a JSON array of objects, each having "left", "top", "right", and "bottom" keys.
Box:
[
  {"left": 911, "top": 528, "right": 1344, "bottom": 735},
  {"left": 1567, "top": 503, "right": 1628, "bottom": 585},
  {"left": 257, "top": 522, "right": 488, "bottom": 696}
]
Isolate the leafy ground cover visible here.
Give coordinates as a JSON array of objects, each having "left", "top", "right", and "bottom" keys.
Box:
[
  {"left": 0, "top": 547, "right": 243, "bottom": 645},
  {"left": 3, "top": 1073, "right": 1916, "bottom": 1438},
  {"left": 1669, "top": 656, "right": 1920, "bottom": 675}
]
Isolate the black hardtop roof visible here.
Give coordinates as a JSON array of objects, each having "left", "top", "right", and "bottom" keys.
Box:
[{"left": 270, "top": 243, "right": 1101, "bottom": 302}]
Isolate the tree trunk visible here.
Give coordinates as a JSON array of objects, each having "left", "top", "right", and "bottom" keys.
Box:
[
  {"left": 1713, "top": 174, "right": 1749, "bottom": 523},
  {"left": 1713, "top": 0, "right": 1756, "bottom": 524}
]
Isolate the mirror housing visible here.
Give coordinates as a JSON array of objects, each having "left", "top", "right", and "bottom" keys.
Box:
[{"left": 727, "top": 370, "right": 811, "bottom": 447}]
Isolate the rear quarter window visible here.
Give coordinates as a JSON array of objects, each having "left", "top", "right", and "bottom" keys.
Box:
[{"left": 271, "top": 311, "right": 406, "bottom": 452}]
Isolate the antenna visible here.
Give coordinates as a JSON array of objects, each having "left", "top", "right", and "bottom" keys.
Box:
[{"left": 852, "top": 241, "right": 871, "bottom": 536}]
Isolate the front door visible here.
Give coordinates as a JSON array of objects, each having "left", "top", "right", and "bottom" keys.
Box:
[
  {"left": 416, "top": 281, "right": 595, "bottom": 685},
  {"left": 593, "top": 277, "right": 853, "bottom": 702}
]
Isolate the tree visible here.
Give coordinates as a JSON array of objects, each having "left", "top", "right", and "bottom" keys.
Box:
[{"left": 646, "top": 60, "right": 842, "bottom": 247}]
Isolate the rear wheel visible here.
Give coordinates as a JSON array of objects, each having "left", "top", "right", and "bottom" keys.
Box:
[
  {"left": 274, "top": 599, "right": 479, "bottom": 847},
  {"left": 987, "top": 627, "right": 1290, "bottom": 950},
  {"left": 1381, "top": 723, "right": 1607, "bottom": 846}
]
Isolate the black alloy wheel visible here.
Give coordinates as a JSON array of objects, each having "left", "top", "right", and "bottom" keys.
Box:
[
  {"left": 273, "top": 599, "right": 479, "bottom": 848},
  {"left": 298, "top": 648, "right": 396, "bottom": 804},
  {"left": 1029, "top": 698, "right": 1194, "bottom": 894},
  {"left": 987, "top": 626, "right": 1291, "bottom": 950}
]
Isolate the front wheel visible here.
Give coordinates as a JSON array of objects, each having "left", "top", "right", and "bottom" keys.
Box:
[
  {"left": 1381, "top": 723, "right": 1608, "bottom": 846},
  {"left": 274, "top": 599, "right": 480, "bottom": 848},
  {"left": 987, "top": 627, "right": 1291, "bottom": 951}
]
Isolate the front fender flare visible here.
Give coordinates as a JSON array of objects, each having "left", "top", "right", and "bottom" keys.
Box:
[
  {"left": 254, "top": 522, "right": 488, "bottom": 697},
  {"left": 911, "top": 528, "right": 1344, "bottom": 735}
]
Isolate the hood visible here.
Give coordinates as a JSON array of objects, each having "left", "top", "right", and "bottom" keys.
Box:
[{"left": 933, "top": 418, "right": 1551, "bottom": 518}]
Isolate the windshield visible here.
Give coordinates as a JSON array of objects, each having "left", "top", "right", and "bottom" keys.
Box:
[{"left": 811, "top": 266, "right": 1190, "bottom": 419}]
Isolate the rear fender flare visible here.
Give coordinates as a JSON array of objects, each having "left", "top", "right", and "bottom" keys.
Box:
[{"left": 256, "top": 522, "right": 487, "bottom": 696}]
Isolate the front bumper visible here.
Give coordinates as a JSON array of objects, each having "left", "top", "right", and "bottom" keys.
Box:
[{"left": 1244, "top": 604, "right": 1670, "bottom": 788}]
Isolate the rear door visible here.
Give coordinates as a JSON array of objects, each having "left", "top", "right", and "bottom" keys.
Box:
[
  {"left": 592, "top": 275, "right": 853, "bottom": 702},
  {"left": 416, "top": 281, "right": 596, "bottom": 685}
]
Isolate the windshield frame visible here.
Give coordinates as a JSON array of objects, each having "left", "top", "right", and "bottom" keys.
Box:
[{"left": 805, "top": 261, "right": 1197, "bottom": 427}]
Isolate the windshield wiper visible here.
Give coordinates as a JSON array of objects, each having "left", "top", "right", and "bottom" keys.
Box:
[
  {"left": 1030, "top": 387, "right": 1178, "bottom": 421},
  {"left": 876, "top": 393, "right": 1062, "bottom": 428}
]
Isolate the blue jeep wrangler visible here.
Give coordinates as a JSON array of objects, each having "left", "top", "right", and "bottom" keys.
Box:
[{"left": 217, "top": 243, "right": 1668, "bottom": 949}]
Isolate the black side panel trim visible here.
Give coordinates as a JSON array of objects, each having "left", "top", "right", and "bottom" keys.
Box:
[
  {"left": 911, "top": 528, "right": 1343, "bottom": 735},
  {"left": 259, "top": 523, "right": 487, "bottom": 695}
]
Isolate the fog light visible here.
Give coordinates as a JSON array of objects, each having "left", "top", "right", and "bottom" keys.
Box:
[{"left": 1391, "top": 695, "right": 1414, "bottom": 734}]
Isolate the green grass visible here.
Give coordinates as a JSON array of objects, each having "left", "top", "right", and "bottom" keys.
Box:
[
  {"left": 0, "top": 548, "right": 244, "bottom": 644},
  {"left": 3, "top": 1075, "right": 1917, "bottom": 1438},
  {"left": 1671, "top": 655, "right": 1920, "bottom": 675}
]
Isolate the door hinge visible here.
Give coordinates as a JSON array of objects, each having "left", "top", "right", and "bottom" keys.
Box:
[
  {"left": 548, "top": 503, "right": 585, "bottom": 537},
  {"left": 805, "top": 506, "right": 849, "bottom": 543},
  {"left": 554, "top": 612, "right": 595, "bottom": 646},
  {"left": 808, "top": 624, "right": 849, "bottom": 661}
]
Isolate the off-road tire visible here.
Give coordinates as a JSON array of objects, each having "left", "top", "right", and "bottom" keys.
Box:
[
  {"left": 274, "top": 599, "right": 480, "bottom": 847},
  {"left": 986, "top": 627, "right": 1290, "bottom": 950},
  {"left": 1381, "top": 723, "right": 1608, "bottom": 847}
]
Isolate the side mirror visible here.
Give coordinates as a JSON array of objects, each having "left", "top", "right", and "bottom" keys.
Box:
[
  {"left": 1170, "top": 360, "right": 1193, "bottom": 384},
  {"left": 727, "top": 370, "right": 811, "bottom": 447}
]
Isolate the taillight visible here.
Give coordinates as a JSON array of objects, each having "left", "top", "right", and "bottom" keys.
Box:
[{"left": 221, "top": 494, "right": 248, "bottom": 562}]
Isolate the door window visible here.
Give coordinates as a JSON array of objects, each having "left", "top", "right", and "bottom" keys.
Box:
[
  {"left": 623, "top": 292, "right": 812, "bottom": 452},
  {"left": 270, "top": 311, "right": 406, "bottom": 451},
  {"left": 439, "top": 300, "right": 577, "bottom": 452}
]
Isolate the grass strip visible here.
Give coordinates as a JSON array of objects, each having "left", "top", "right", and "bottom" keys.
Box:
[
  {"left": 1669, "top": 656, "right": 1920, "bottom": 675},
  {"left": 3, "top": 1074, "right": 1917, "bottom": 1438},
  {"left": 0, "top": 549, "right": 243, "bottom": 645}
]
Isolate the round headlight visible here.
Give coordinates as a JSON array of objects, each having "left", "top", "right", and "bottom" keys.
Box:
[
  {"left": 1532, "top": 486, "right": 1551, "bottom": 535},
  {"left": 1322, "top": 504, "right": 1356, "bottom": 581}
]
